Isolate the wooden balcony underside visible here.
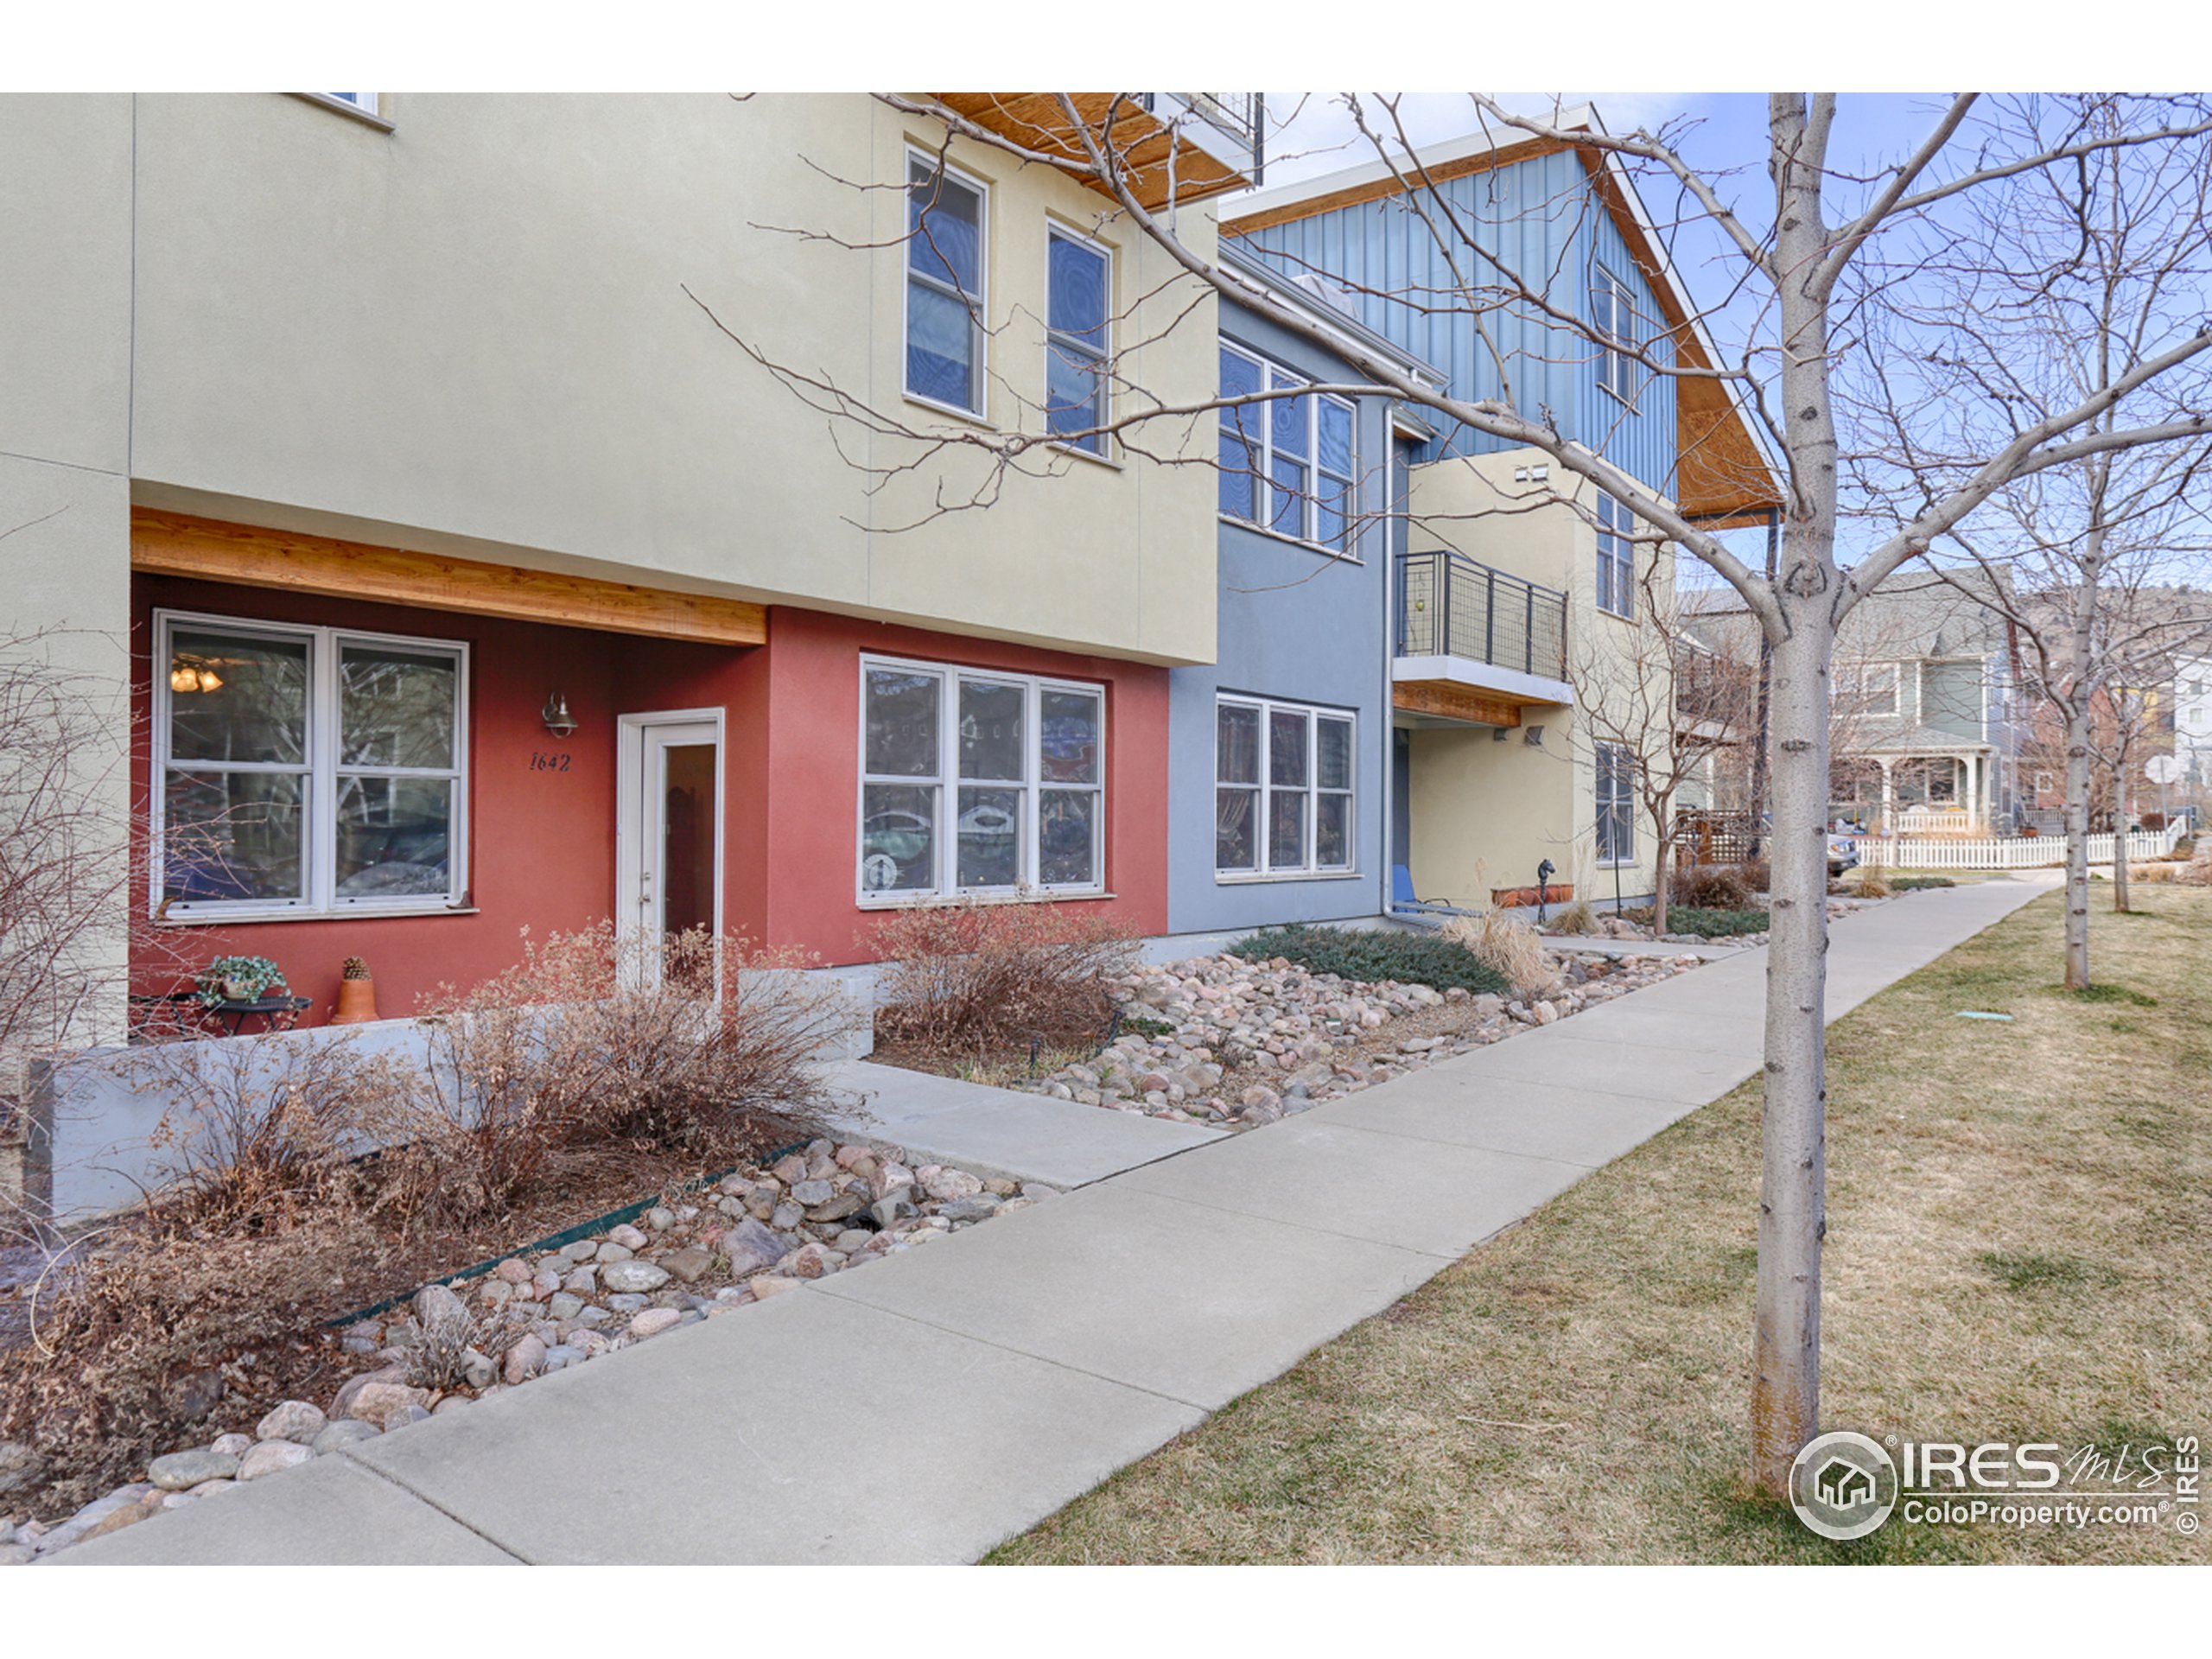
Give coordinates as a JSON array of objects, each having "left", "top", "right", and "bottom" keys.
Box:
[
  {"left": 933, "top": 93, "right": 1250, "bottom": 209},
  {"left": 1394, "top": 679, "right": 1523, "bottom": 728}
]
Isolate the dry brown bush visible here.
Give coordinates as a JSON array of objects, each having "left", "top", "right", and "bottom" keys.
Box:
[
  {"left": 1854, "top": 867, "right": 1894, "bottom": 899},
  {"left": 1671, "top": 862, "right": 1751, "bottom": 910},
  {"left": 872, "top": 896, "right": 1137, "bottom": 1058},
  {"left": 1548, "top": 898, "right": 1599, "bottom": 935},
  {"left": 0, "top": 1208, "right": 382, "bottom": 1508},
  {"left": 1739, "top": 858, "right": 1772, "bottom": 893},
  {"left": 376, "top": 923, "right": 849, "bottom": 1226},
  {"left": 1441, "top": 912, "right": 1559, "bottom": 995}
]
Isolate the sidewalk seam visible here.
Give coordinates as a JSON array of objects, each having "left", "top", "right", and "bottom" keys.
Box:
[{"left": 338, "top": 1449, "right": 536, "bottom": 1564}]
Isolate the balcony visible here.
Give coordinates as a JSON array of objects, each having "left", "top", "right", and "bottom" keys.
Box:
[
  {"left": 1394, "top": 550, "right": 1572, "bottom": 727},
  {"left": 931, "top": 93, "right": 1262, "bottom": 210}
]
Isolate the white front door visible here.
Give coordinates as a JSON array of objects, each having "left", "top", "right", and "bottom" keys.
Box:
[{"left": 617, "top": 713, "right": 724, "bottom": 980}]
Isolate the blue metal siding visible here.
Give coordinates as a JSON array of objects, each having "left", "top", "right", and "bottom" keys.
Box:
[
  {"left": 1240, "top": 150, "right": 1678, "bottom": 494},
  {"left": 1166, "top": 294, "right": 1391, "bottom": 934}
]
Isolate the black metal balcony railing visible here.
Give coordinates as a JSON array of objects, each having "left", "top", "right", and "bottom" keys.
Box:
[{"left": 1395, "top": 550, "right": 1569, "bottom": 683}]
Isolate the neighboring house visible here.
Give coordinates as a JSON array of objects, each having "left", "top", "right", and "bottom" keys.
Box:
[
  {"left": 2178, "top": 653, "right": 2212, "bottom": 789},
  {"left": 1165, "top": 250, "right": 1437, "bottom": 937},
  {"left": 1222, "top": 110, "right": 1781, "bottom": 909},
  {"left": 1688, "top": 568, "right": 2027, "bottom": 836},
  {"left": 2, "top": 92, "right": 1260, "bottom": 1033}
]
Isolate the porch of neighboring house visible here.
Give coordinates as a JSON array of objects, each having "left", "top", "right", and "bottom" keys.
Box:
[
  {"left": 1832, "top": 747, "right": 1995, "bottom": 836},
  {"left": 1389, "top": 550, "right": 1578, "bottom": 913}
]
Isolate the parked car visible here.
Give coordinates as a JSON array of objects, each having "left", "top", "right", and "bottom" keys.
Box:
[{"left": 1827, "top": 835, "right": 1859, "bottom": 878}]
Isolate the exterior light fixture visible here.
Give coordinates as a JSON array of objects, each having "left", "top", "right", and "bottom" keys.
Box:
[
  {"left": 1524, "top": 724, "right": 1546, "bottom": 747},
  {"left": 541, "top": 691, "right": 579, "bottom": 738}
]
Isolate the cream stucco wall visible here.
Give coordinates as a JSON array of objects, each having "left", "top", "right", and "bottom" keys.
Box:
[
  {"left": 1402, "top": 448, "right": 1678, "bottom": 907},
  {"left": 22, "top": 92, "right": 1217, "bottom": 666}
]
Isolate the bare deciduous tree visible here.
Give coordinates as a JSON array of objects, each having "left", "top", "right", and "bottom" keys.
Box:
[{"left": 717, "top": 91, "right": 2212, "bottom": 1497}]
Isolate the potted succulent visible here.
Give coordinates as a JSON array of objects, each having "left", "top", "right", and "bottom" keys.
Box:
[
  {"left": 331, "top": 955, "right": 381, "bottom": 1025},
  {"left": 197, "top": 954, "right": 287, "bottom": 1008}
]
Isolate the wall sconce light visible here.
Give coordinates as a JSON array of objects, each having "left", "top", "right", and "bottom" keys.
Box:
[
  {"left": 1523, "top": 725, "right": 1547, "bottom": 747},
  {"left": 542, "top": 692, "right": 579, "bottom": 739}
]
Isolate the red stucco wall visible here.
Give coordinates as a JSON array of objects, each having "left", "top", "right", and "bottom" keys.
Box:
[{"left": 129, "top": 578, "right": 1169, "bottom": 1021}]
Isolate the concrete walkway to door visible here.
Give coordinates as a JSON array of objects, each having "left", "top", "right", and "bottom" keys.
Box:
[{"left": 66, "top": 877, "right": 2056, "bottom": 1565}]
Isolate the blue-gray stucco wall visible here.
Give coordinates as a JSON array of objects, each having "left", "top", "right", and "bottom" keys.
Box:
[{"left": 1166, "top": 296, "right": 1392, "bottom": 935}]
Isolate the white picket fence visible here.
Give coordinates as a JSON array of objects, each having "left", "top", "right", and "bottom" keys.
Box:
[{"left": 1852, "top": 820, "right": 2188, "bottom": 871}]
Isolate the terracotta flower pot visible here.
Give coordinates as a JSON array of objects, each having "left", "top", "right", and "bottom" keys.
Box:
[{"left": 331, "top": 976, "right": 381, "bottom": 1025}]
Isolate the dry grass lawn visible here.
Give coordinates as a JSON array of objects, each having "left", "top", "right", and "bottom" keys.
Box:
[{"left": 990, "top": 886, "right": 2212, "bottom": 1564}]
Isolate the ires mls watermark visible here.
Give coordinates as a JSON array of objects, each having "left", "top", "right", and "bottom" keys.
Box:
[{"left": 1788, "top": 1429, "right": 2202, "bottom": 1541}]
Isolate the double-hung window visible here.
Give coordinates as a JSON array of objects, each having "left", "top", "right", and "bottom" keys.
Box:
[
  {"left": 1595, "top": 489, "right": 1637, "bottom": 620},
  {"left": 1592, "top": 264, "right": 1637, "bottom": 402},
  {"left": 905, "top": 154, "right": 987, "bottom": 415},
  {"left": 155, "top": 612, "right": 467, "bottom": 918},
  {"left": 1217, "top": 343, "right": 1357, "bottom": 552},
  {"left": 860, "top": 658, "right": 1104, "bottom": 899},
  {"left": 1046, "top": 228, "right": 1110, "bottom": 453},
  {"left": 1215, "top": 696, "right": 1355, "bottom": 876},
  {"left": 1595, "top": 741, "right": 1636, "bottom": 865},
  {"left": 1836, "top": 661, "right": 1901, "bottom": 717}
]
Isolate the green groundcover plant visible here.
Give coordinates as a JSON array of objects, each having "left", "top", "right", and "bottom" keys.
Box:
[{"left": 1230, "top": 924, "right": 1510, "bottom": 995}]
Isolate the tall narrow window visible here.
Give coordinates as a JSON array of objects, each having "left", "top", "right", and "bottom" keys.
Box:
[
  {"left": 1218, "top": 346, "right": 1263, "bottom": 519},
  {"left": 1046, "top": 230, "right": 1109, "bottom": 453},
  {"left": 906, "top": 155, "right": 986, "bottom": 414},
  {"left": 1268, "top": 372, "right": 1313, "bottom": 539},
  {"left": 860, "top": 658, "right": 1105, "bottom": 899},
  {"left": 1596, "top": 490, "right": 1636, "bottom": 620},
  {"left": 1216, "top": 696, "right": 1356, "bottom": 876},
  {"left": 1592, "top": 265, "right": 1637, "bottom": 402},
  {"left": 1595, "top": 742, "right": 1636, "bottom": 864}
]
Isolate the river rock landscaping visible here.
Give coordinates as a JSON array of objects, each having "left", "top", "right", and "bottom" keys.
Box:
[
  {"left": 997, "top": 944, "right": 1706, "bottom": 1128},
  {"left": 0, "top": 1135, "right": 1033, "bottom": 1562}
]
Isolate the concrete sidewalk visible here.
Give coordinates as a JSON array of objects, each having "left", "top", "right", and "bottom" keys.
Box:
[{"left": 67, "top": 878, "right": 2053, "bottom": 1566}]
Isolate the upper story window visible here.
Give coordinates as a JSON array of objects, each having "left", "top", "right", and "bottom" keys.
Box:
[
  {"left": 1215, "top": 696, "right": 1355, "bottom": 877},
  {"left": 1045, "top": 229, "right": 1110, "bottom": 454},
  {"left": 1592, "top": 265, "right": 1638, "bottom": 403},
  {"left": 906, "top": 154, "right": 988, "bottom": 416},
  {"left": 1594, "top": 741, "right": 1636, "bottom": 865},
  {"left": 1217, "top": 344, "right": 1357, "bottom": 553},
  {"left": 1837, "top": 662, "right": 1901, "bottom": 718},
  {"left": 1595, "top": 489, "right": 1637, "bottom": 620},
  {"left": 860, "top": 657, "right": 1103, "bottom": 900},
  {"left": 155, "top": 611, "right": 467, "bottom": 920},
  {"left": 326, "top": 92, "right": 378, "bottom": 113}
]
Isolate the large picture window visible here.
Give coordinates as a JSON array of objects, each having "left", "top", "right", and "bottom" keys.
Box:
[
  {"left": 1596, "top": 489, "right": 1637, "bottom": 620},
  {"left": 1595, "top": 741, "right": 1636, "bottom": 865},
  {"left": 1046, "top": 228, "right": 1110, "bottom": 454},
  {"left": 155, "top": 612, "right": 467, "bottom": 918},
  {"left": 1835, "top": 661, "right": 1901, "bottom": 717},
  {"left": 860, "top": 657, "right": 1103, "bottom": 899},
  {"left": 1218, "top": 343, "right": 1357, "bottom": 552},
  {"left": 1216, "top": 696, "right": 1355, "bottom": 877},
  {"left": 906, "top": 153, "right": 987, "bottom": 415}
]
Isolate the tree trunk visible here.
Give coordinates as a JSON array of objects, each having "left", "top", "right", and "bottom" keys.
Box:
[
  {"left": 2113, "top": 765, "right": 2132, "bottom": 912},
  {"left": 1747, "top": 94, "right": 1840, "bottom": 1500},
  {"left": 1653, "top": 830, "right": 1671, "bottom": 937},
  {"left": 2064, "top": 703, "right": 2094, "bottom": 989},
  {"left": 1751, "top": 606, "right": 1832, "bottom": 1496}
]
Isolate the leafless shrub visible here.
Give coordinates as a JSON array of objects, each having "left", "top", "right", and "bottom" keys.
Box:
[
  {"left": 2173, "top": 844, "right": 2212, "bottom": 887},
  {"left": 402, "top": 1289, "right": 524, "bottom": 1393},
  {"left": 871, "top": 896, "right": 1138, "bottom": 1059},
  {"left": 1441, "top": 911, "right": 1559, "bottom": 995},
  {"left": 1853, "top": 868, "right": 1894, "bottom": 899},
  {"left": 1672, "top": 863, "right": 1751, "bottom": 911},
  {"left": 375, "top": 923, "right": 849, "bottom": 1226}
]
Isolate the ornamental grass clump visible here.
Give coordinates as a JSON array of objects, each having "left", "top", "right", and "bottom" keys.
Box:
[
  {"left": 872, "top": 897, "right": 1138, "bottom": 1060},
  {"left": 1440, "top": 911, "right": 1559, "bottom": 996}
]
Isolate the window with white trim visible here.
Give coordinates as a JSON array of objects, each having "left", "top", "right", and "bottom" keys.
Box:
[
  {"left": 1215, "top": 696, "right": 1355, "bottom": 876},
  {"left": 1218, "top": 343, "right": 1357, "bottom": 552},
  {"left": 1045, "top": 228, "right": 1109, "bottom": 454},
  {"left": 1596, "top": 489, "right": 1637, "bottom": 619},
  {"left": 1592, "top": 264, "right": 1637, "bottom": 402},
  {"left": 905, "top": 154, "right": 987, "bottom": 415},
  {"left": 155, "top": 612, "right": 467, "bottom": 918},
  {"left": 1836, "top": 661, "right": 1901, "bottom": 718},
  {"left": 323, "top": 92, "right": 378, "bottom": 114},
  {"left": 860, "top": 658, "right": 1103, "bottom": 899},
  {"left": 1595, "top": 741, "right": 1636, "bottom": 865}
]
